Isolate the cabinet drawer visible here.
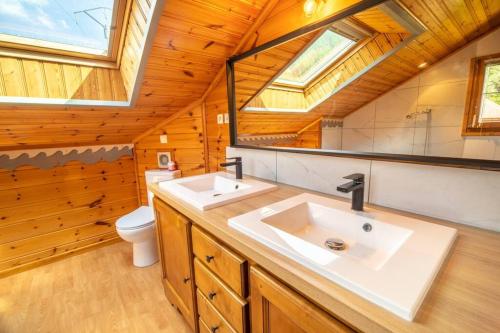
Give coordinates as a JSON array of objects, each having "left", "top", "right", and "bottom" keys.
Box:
[
  {"left": 192, "top": 226, "right": 246, "bottom": 297},
  {"left": 199, "top": 318, "right": 214, "bottom": 333},
  {"left": 197, "top": 289, "right": 237, "bottom": 333},
  {"left": 194, "top": 258, "right": 247, "bottom": 333}
]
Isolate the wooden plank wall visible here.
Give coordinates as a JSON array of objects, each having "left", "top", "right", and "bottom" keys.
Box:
[
  {"left": 292, "top": 121, "right": 322, "bottom": 149},
  {"left": 134, "top": 105, "right": 206, "bottom": 203},
  {"left": 0, "top": 156, "right": 138, "bottom": 276},
  {"left": 120, "top": 0, "right": 152, "bottom": 99},
  {"left": 205, "top": 0, "right": 362, "bottom": 171},
  {"left": 0, "top": 57, "right": 127, "bottom": 101}
]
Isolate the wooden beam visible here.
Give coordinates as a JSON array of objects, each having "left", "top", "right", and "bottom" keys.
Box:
[{"left": 297, "top": 117, "right": 323, "bottom": 135}]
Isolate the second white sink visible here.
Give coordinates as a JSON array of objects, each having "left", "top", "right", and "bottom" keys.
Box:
[
  {"left": 229, "top": 193, "right": 457, "bottom": 321},
  {"left": 159, "top": 172, "right": 277, "bottom": 210}
]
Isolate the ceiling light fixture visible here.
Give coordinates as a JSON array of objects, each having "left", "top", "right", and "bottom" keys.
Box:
[
  {"left": 304, "top": 0, "right": 318, "bottom": 17},
  {"left": 418, "top": 62, "right": 428, "bottom": 69}
]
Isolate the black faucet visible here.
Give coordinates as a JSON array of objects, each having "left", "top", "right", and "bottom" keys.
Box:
[
  {"left": 337, "top": 173, "right": 364, "bottom": 211},
  {"left": 220, "top": 157, "right": 243, "bottom": 180}
]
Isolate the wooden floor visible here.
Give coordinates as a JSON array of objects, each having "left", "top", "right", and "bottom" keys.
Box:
[{"left": 0, "top": 242, "right": 192, "bottom": 333}]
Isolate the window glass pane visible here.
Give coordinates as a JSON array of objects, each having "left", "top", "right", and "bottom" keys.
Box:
[
  {"left": 275, "top": 30, "right": 355, "bottom": 86},
  {"left": 480, "top": 62, "right": 500, "bottom": 121},
  {"left": 480, "top": 93, "right": 500, "bottom": 120},
  {"left": 0, "top": 0, "right": 115, "bottom": 56},
  {"left": 483, "top": 62, "right": 500, "bottom": 93}
]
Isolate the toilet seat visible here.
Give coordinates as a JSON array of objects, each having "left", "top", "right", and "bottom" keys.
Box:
[{"left": 116, "top": 206, "right": 155, "bottom": 230}]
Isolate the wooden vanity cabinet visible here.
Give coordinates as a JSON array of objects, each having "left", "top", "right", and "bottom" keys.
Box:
[
  {"left": 250, "top": 266, "right": 354, "bottom": 333},
  {"left": 154, "top": 199, "right": 356, "bottom": 333},
  {"left": 153, "top": 198, "right": 197, "bottom": 331}
]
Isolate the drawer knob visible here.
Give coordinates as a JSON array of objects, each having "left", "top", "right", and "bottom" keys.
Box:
[
  {"left": 205, "top": 255, "right": 215, "bottom": 263},
  {"left": 183, "top": 277, "right": 190, "bottom": 284},
  {"left": 210, "top": 326, "right": 219, "bottom": 333},
  {"left": 208, "top": 291, "right": 217, "bottom": 300}
]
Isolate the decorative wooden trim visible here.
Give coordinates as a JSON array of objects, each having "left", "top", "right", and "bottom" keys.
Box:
[
  {"left": 0, "top": 144, "right": 133, "bottom": 170},
  {"left": 237, "top": 133, "right": 298, "bottom": 145},
  {"left": 462, "top": 52, "right": 500, "bottom": 136}
]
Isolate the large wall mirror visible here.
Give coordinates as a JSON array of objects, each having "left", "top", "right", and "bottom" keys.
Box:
[{"left": 227, "top": 0, "right": 500, "bottom": 170}]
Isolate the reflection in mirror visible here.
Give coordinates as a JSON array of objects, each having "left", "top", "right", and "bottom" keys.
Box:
[{"left": 232, "top": 0, "right": 500, "bottom": 161}]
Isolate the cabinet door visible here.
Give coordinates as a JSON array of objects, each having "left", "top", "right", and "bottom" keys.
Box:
[
  {"left": 250, "top": 267, "right": 354, "bottom": 333},
  {"left": 154, "top": 198, "right": 196, "bottom": 330}
]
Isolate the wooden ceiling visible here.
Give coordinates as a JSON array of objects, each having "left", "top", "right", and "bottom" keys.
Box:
[
  {"left": 0, "top": 0, "right": 499, "bottom": 149},
  {"left": 235, "top": 0, "right": 500, "bottom": 136},
  {"left": 0, "top": 0, "right": 268, "bottom": 150}
]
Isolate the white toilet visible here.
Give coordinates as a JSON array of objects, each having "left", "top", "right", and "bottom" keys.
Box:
[{"left": 116, "top": 169, "right": 181, "bottom": 267}]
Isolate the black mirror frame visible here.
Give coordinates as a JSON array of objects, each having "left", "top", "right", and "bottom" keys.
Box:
[{"left": 226, "top": 0, "right": 500, "bottom": 171}]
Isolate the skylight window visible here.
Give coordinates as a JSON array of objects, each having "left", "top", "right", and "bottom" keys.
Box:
[
  {"left": 275, "top": 29, "right": 355, "bottom": 87},
  {"left": 0, "top": 0, "right": 127, "bottom": 61}
]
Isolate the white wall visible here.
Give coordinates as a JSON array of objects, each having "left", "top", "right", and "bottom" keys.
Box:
[
  {"left": 341, "top": 27, "right": 500, "bottom": 160},
  {"left": 227, "top": 146, "right": 500, "bottom": 232}
]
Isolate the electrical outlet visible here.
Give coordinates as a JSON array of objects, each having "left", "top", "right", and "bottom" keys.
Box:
[
  {"left": 159, "top": 134, "right": 168, "bottom": 143},
  {"left": 224, "top": 113, "right": 229, "bottom": 123},
  {"left": 217, "top": 114, "right": 224, "bottom": 124}
]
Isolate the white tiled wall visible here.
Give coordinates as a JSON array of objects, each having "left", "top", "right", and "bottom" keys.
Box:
[
  {"left": 337, "top": 27, "right": 500, "bottom": 160},
  {"left": 227, "top": 146, "right": 500, "bottom": 232}
]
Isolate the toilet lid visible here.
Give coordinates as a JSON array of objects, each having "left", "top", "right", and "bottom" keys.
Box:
[{"left": 116, "top": 206, "right": 155, "bottom": 230}]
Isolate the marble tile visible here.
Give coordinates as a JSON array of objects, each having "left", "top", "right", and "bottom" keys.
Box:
[
  {"left": 226, "top": 147, "right": 277, "bottom": 181},
  {"left": 341, "top": 128, "right": 374, "bottom": 152},
  {"left": 343, "top": 101, "right": 375, "bottom": 129},
  {"left": 411, "top": 128, "right": 428, "bottom": 155},
  {"left": 375, "top": 88, "right": 418, "bottom": 128},
  {"left": 276, "top": 152, "right": 371, "bottom": 200},
  {"left": 415, "top": 105, "right": 465, "bottom": 128},
  {"left": 373, "top": 127, "right": 415, "bottom": 154},
  {"left": 369, "top": 161, "right": 500, "bottom": 231},
  {"left": 425, "top": 127, "right": 464, "bottom": 157},
  {"left": 396, "top": 75, "right": 420, "bottom": 90},
  {"left": 475, "top": 28, "right": 500, "bottom": 56},
  {"left": 321, "top": 127, "right": 342, "bottom": 150},
  {"left": 462, "top": 137, "right": 497, "bottom": 160},
  {"left": 417, "top": 81, "right": 468, "bottom": 107},
  {"left": 419, "top": 45, "right": 476, "bottom": 86}
]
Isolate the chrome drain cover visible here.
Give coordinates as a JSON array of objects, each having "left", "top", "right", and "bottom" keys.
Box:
[{"left": 325, "top": 238, "right": 346, "bottom": 251}]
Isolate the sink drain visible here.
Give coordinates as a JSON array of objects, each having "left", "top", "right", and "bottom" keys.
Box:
[{"left": 325, "top": 238, "right": 346, "bottom": 251}]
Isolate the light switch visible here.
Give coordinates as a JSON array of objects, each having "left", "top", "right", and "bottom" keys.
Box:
[
  {"left": 160, "top": 134, "right": 168, "bottom": 143},
  {"left": 217, "top": 114, "right": 224, "bottom": 124},
  {"left": 224, "top": 113, "right": 229, "bottom": 123}
]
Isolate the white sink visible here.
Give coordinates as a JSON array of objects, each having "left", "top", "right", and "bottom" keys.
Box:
[
  {"left": 159, "top": 172, "right": 277, "bottom": 210},
  {"left": 228, "top": 193, "right": 457, "bottom": 320}
]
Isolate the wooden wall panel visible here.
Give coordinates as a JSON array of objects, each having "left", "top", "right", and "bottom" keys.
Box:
[
  {"left": 134, "top": 105, "right": 206, "bottom": 203},
  {"left": 120, "top": 0, "right": 152, "bottom": 99},
  {"left": 0, "top": 0, "right": 271, "bottom": 151},
  {"left": 0, "top": 156, "right": 138, "bottom": 276},
  {"left": 0, "top": 57, "right": 127, "bottom": 101}
]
